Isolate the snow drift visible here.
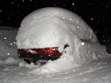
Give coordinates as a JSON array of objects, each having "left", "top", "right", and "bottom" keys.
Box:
[
  {"left": 16, "top": 7, "right": 109, "bottom": 74},
  {"left": 0, "top": 7, "right": 111, "bottom": 83}
]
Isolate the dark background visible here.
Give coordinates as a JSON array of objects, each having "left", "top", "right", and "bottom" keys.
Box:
[{"left": 0, "top": 0, "right": 111, "bottom": 47}]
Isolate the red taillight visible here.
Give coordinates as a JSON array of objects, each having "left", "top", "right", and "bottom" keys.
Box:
[{"left": 17, "top": 47, "right": 62, "bottom": 61}]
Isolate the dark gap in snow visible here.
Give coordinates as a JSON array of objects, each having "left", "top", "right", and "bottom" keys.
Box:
[
  {"left": 63, "top": 43, "right": 70, "bottom": 53},
  {"left": 64, "top": 44, "right": 70, "bottom": 49}
]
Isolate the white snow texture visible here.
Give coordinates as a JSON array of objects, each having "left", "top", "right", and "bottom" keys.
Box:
[
  {"left": 16, "top": 7, "right": 105, "bottom": 74},
  {"left": 0, "top": 7, "right": 111, "bottom": 83}
]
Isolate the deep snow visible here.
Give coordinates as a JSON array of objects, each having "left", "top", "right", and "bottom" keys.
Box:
[
  {"left": 0, "top": 26, "right": 111, "bottom": 83},
  {"left": 16, "top": 7, "right": 101, "bottom": 74},
  {"left": 16, "top": 7, "right": 98, "bottom": 49},
  {"left": 0, "top": 7, "right": 111, "bottom": 83}
]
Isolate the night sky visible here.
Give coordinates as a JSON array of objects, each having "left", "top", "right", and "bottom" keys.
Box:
[{"left": 0, "top": 0, "right": 111, "bottom": 47}]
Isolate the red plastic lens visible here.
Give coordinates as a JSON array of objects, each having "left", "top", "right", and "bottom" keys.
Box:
[{"left": 17, "top": 47, "right": 62, "bottom": 60}]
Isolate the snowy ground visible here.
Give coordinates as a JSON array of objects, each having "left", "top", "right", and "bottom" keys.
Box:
[
  {"left": 1, "top": 59, "right": 111, "bottom": 83},
  {"left": 0, "top": 27, "right": 111, "bottom": 83}
]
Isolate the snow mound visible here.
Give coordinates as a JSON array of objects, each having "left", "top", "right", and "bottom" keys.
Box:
[
  {"left": 0, "top": 12, "right": 111, "bottom": 83},
  {"left": 16, "top": 7, "right": 109, "bottom": 74}
]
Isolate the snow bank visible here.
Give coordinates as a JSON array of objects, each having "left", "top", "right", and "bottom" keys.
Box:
[
  {"left": 16, "top": 7, "right": 108, "bottom": 74},
  {"left": 0, "top": 8, "right": 111, "bottom": 83}
]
